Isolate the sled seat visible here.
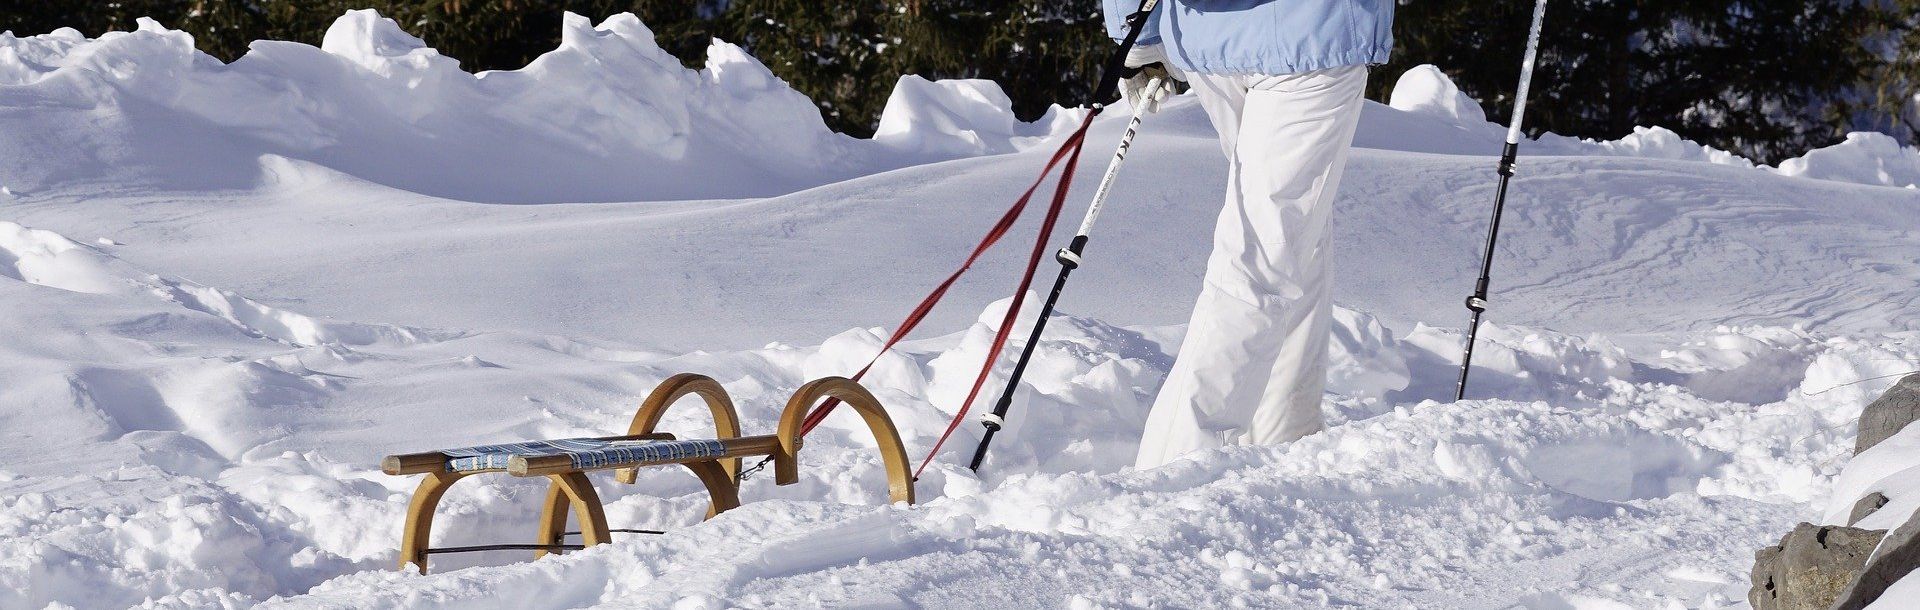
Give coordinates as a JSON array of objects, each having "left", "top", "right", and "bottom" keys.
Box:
[
  {"left": 414, "top": 436, "right": 733, "bottom": 474},
  {"left": 381, "top": 374, "right": 914, "bottom": 574}
]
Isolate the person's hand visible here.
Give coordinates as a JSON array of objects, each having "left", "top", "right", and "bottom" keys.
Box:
[{"left": 1120, "top": 44, "right": 1183, "bottom": 113}]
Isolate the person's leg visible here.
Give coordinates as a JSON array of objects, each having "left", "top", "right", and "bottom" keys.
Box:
[
  {"left": 1134, "top": 73, "right": 1249, "bottom": 470},
  {"left": 1234, "top": 65, "right": 1367, "bottom": 446},
  {"left": 1134, "top": 65, "right": 1368, "bottom": 469},
  {"left": 1186, "top": 73, "right": 1248, "bottom": 158}
]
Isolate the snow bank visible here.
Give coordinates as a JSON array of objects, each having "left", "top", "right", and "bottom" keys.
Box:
[
  {"left": 1365, "top": 65, "right": 1750, "bottom": 166},
  {"left": 0, "top": 11, "right": 1072, "bottom": 203},
  {"left": 0, "top": 221, "right": 129, "bottom": 294},
  {"left": 7, "top": 21, "right": 1914, "bottom": 207},
  {"left": 1373, "top": 64, "right": 1920, "bottom": 186},
  {"left": 0, "top": 468, "right": 350, "bottom": 609},
  {"left": 1387, "top": 64, "right": 1490, "bottom": 127},
  {"left": 1772, "top": 131, "right": 1920, "bottom": 189},
  {"left": 873, "top": 76, "right": 1083, "bottom": 157},
  {"left": 1588, "top": 126, "right": 1755, "bottom": 167}
]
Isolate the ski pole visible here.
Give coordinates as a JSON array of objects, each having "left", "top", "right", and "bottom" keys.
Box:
[
  {"left": 1456, "top": 0, "right": 1550, "bottom": 401},
  {"left": 968, "top": 76, "right": 1167, "bottom": 472}
]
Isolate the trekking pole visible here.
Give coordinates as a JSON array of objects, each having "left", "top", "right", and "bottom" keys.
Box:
[
  {"left": 967, "top": 75, "right": 1167, "bottom": 472},
  {"left": 1456, "top": 0, "right": 1550, "bottom": 401}
]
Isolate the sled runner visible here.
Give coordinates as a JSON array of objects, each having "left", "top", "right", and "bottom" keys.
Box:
[{"left": 380, "top": 373, "right": 913, "bottom": 574}]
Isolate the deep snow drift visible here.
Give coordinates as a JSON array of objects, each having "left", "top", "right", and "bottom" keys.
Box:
[
  {"left": 4, "top": 11, "right": 1920, "bottom": 609},
  {"left": 0, "top": 11, "right": 1073, "bottom": 203}
]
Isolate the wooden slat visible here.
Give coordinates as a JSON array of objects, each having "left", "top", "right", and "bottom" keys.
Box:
[
  {"left": 382, "top": 452, "right": 450, "bottom": 475},
  {"left": 720, "top": 435, "right": 784, "bottom": 457}
]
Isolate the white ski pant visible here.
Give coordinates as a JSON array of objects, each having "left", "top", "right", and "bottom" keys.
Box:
[{"left": 1135, "top": 64, "right": 1368, "bottom": 469}]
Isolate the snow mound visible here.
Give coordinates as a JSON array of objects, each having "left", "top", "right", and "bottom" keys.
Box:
[
  {"left": 0, "top": 11, "right": 1073, "bottom": 203},
  {"left": 1397, "top": 322, "right": 1633, "bottom": 402},
  {"left": 0, "top": 468, "right": 352, "bottom": 609},
  {"left": 1388, "top": 64, "right": 1489, "bottom": 126},
  {"left": 1372, "top": 64, "right": 1920, "bottom": 185},
  {"left": 0, "top": 219, "right": 436, "bottom": 348},
  {"left": 1589, "top": 126, "right": 1754, "bottom": 167},
  {"left": 0, "top": 221, "right": 129, "bottom": 294},
  {"left": 1772, "top": 131, "right": 1920, "bottom": 189},
  {"left": 874, "top": 76, "right": 1083, "bottom": 157}
]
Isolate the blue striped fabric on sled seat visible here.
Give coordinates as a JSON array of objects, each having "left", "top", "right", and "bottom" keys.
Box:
[{"left": 440, "top": 437, "right": 729, "bottom": 472}]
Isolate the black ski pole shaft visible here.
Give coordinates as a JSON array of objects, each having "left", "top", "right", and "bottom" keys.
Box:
[
  {"left": 969, "top": 77, "right": 1167, "bottom": 472},
  {"left": 968, "top": 241, "right": 1079, "bottom": 471},
  {"left": 1457, "top": 0, "right": 1549, "bottom": 402}
]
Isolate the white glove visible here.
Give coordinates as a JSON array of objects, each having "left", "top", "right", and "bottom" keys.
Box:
[{"left": 1119, "top": 44, "right": 1183, "bottom": 113}]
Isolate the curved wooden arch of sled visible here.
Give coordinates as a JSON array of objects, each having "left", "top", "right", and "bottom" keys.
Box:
[
  {"left": 387, "top": 373, "right": 914, "bottom": 574},
  {"left": 777, "top": 377, "right": 916, "bottom": 504}
]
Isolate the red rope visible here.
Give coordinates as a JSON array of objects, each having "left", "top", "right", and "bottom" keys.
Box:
[
  {"left": 795, "top": 111, "right": 1101, "bottom": 472},
  {"left": 910, "top": 115, "right": 1094, "bottom": 477}
]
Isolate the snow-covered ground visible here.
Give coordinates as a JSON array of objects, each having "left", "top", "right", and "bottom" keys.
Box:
[{"left": 4, "top": 11, "right": 1920, "bottom": 609}]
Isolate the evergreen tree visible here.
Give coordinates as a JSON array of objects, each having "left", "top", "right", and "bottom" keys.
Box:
[
  {"left": 719, "top": 0, "right": 891, "bottom": 135},
  {"left": 983, "top": 0, "right": 1111, "bottom": 115},
  {"left": 1376, "top": 0, "right": 1887, "bottom": 163},
  {"left": 3, "top": 0, "right": 192, "bottom": 39},
  {"left": 1850, "top": 0, "right": 1920, "bottom": 145}
]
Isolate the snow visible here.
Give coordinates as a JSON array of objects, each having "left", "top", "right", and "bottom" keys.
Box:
[
  {"left": 1388, "top": 64, "right": 1490, "bottom": 127},
  {"left": 0, "top": 11, "right": 1058, "bottom": 204},
  {"left": 874, "top": 76, "right": 1083, "bottom": 157},
  {"left": 3, "top": 11, "right": 1920, "bottom": 609},
  {"left": 1825, "top": 424, "right": 1920, "bottom": 531},
  {"left": 1868, "top": 573, "right": 1920, "bottom": 610},
  {"left": 1772, "top": 132, "right": 1920, "bottom": 189}
]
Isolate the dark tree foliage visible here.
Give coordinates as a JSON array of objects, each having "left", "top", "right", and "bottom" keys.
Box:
[
  {"left": 1375, "top": 0, "right": 1893, "bottom": 163},
  {"left": 1851, "top": 0, "right": 1920, "bottom": 145},
  {"left": 714, "top": 0, "right": 1109, "bottom": 137},
  {"left": 979, "top": 1, "right": 1112, "bottom": 121},
  {"left": 2, "top": 0, "right": 1912, "bottom": 160},
  {"left": 0, "top": 1, "right": 716, "bottom": 69},
  {"left": 720, "top": 0, "right": 892, "bottom": 132}
]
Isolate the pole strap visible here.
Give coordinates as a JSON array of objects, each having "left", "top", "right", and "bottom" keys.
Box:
[
  {"left": 786, "top": 0, "right": 1154, "bottom": 477},
  {"left": 793, "top": 113, "right": 1101, "bottom": 444},
  {"left": 910, "top": 113, "right": 1094, "bottom": 478}
]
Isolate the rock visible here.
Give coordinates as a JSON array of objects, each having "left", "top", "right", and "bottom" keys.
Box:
[
  {"left": 1857, "top": 374, "right": 1920, "bottom": 455},
  {"left": 1833, "top": 506, "right": 1920, "bottom": 610},
  {"left": 1749, "top": 523, "right": 1887, "bottom": 610},
  {"left": 1850, "top": 492, "right": 1891, "bottom": 526}
]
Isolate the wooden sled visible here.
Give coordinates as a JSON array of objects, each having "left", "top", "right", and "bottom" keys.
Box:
[{"left": 380, "top": 374, "right": 913, "bottom": 574}]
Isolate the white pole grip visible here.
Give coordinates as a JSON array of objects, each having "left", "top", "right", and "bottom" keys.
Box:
[
  {"left": 1076, "top": 77, "right": 1163, "bottom": 238},
  {"left": 1505, "top": 0, "right": 1550, "bottom": 145}
]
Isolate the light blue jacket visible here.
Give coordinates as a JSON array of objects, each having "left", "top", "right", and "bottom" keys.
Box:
[{"left": 1102, "top": 0, "right": 1394, "bottom": 76}]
